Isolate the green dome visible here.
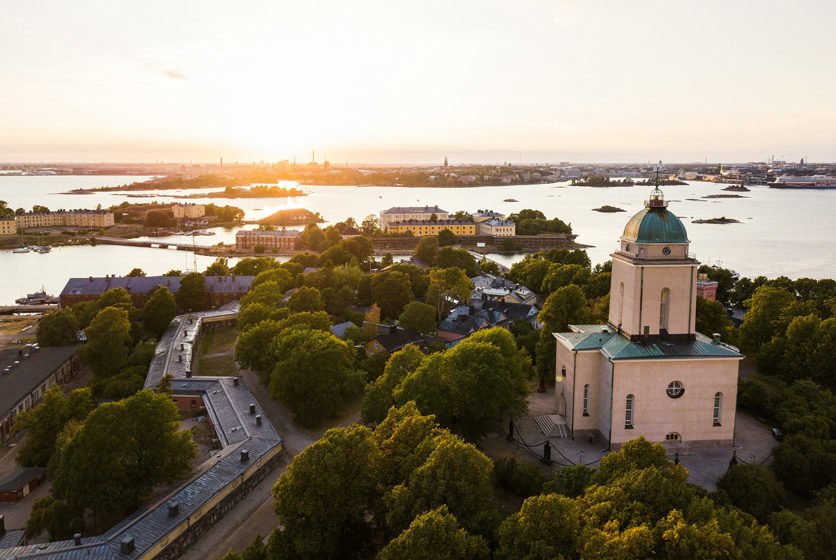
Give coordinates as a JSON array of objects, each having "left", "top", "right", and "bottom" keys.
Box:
[{"left": 622, "top": 206, "right": 689, "bottom": 243}]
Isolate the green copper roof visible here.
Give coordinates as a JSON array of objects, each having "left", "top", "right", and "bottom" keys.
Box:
[{"left": 622, "top": 207, "right": 689, "bottom": 243}]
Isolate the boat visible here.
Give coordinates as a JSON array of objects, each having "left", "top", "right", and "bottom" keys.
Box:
[
  {"left": 35, "top": 246, "right": 51, "bottom": 253},
  {"left": 15, "top": 289, "right": 59, "bottom": 305},
  {"left": 12, "top": 247, "right": 30, "bottom": 253},
  {"left": 767, "top": 175, "right": 836, "bottom": 189}
]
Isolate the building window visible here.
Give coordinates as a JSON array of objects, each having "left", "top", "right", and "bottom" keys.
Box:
[
  {"left": 660, "top": 288, "right": 670, "bottom": 331},
  {"left": 191, "top": 399, "right": 197, "bottom": 409},
  {"left": 625, "top": 394, "right": 634, "bottom": 428},
  {"left": 713, "top": 392, "right": 722, "bottom": 426},
  {"left": 666, "top": 381, "right": 684, "bottom": 399},
  {"left": 665, "top": 432, "right": 681, "bottom": 442},
  {"left": 583, "top": 384, "right": 590, "bottom": 416}
]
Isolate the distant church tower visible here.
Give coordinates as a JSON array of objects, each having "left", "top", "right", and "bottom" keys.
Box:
[{"left": 443, "top": 156, "right": 448, "bottom": 168}]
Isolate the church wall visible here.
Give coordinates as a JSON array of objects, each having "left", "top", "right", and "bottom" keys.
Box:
[
  {"left": 638, "top": 264, "right": 697, "bottom": 336},
  {"left": 554, "top": 341, "right": 575, "bottom": 419},
  {"left": 596, "top": 356, "right": 613, "bottom": 444},
  {"left": 610, "top": 357, "right": 739, "bottom": 446},
  {"left": 609, "top": 258, "right": 639, "bottom": 335},
  {"left": 570, "top": 351, "right": 604, "bottom": 436}
]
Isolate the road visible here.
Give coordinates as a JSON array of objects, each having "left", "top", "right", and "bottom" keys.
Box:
[{"left": 180, "top": 369, "right": 360, "bottom": 559}]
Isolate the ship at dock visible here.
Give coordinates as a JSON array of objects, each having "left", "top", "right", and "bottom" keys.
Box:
[{"left": 767, "top": 175, "right": 836, "bottom": 189}]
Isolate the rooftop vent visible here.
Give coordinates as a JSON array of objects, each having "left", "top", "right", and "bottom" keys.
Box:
[
  {"left": 233, "top": 376, "right": 239, "bottom": 386},
  {"left": 249, "top": 403, "right": 256, "bottom": 414},
  {"left": 73, "top": 533, "right": 82, "bottom": 545},
  {"left": 712, "top": 333, "right": 721, "bottom": 344},
  {"left": 167, "top": 502, "right": 180, "bottom": 517},
  {"left": 256, "top": 414, "right": 262, "bottom": 426},
  {"left": 186, "top": 369, "right": 192, "bottom": 378},
  {"left": 120, "top": 536, "right": 135, "bottom": 554},
  {"left": 240, "top": 449, "right": 249, "bottom": 462},
  {"left": 0, "top": 514, "right": 5, "bottom": 535}
]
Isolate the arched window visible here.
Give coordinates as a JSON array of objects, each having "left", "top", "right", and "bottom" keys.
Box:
[
  {"left": 625, "top": 394, "right": 634, "bottom": 428},
  {"left": 713, "top": 392, "right": 722, "bottom": 426},
  {"left": 583, "top": 384, "right": 590, "bottom": 416},
  {"left": 660, "top": 288, "right": 670, "bottom": 331},
  {"left": 618, "top": 282, "right": 624, "bottom": 324}
]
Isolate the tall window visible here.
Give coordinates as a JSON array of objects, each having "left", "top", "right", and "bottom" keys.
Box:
[
  {"left": 660, "top": 288, "right": 670, "bottom": 331},
  {"left": 625, "top": 394, "right": 634, "bottom": 428},
  {"left": 583, "top": 384, "right": 590, "bottom": 416},
  {"left": 713, "top": 392, "right": 722, "bottom": 426},
  {"left": 618, "top": 282, "right": 624, "bottom": 324}
]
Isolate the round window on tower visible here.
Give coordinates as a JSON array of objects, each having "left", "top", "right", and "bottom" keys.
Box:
[
  {"left": 666, "top": 381, "right": 684, "bottom": 399},
  {"left": 662, "top": 246, "right": 671, "bottom": 255}
]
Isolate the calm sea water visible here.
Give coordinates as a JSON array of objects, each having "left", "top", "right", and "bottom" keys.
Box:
[{"left": 0, "top": 175, "right": 834, "bottom": 305}]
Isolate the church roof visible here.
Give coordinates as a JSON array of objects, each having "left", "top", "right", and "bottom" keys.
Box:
[
  {"left": 555, "top": 326, "right": 742, "bottom": 360},
  {"left": 622, "top": 206, "right": 689, "bottom": 244}
]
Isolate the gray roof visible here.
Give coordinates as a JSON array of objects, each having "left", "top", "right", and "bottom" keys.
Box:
[
  {"left": 554, "top": 324, "right": 743, "bottom": 360},
  {"left": 0, "top": 308, "right": 282, "bottom": 560},
  {"left": 329, "top": 321, "right": 355, "bottom": 339},
  {"left": 381, "top": 206, "right": 447, "bottom": 215},
  {"left": 60, "top": 276, "right": 254, "bottom": 298},
  {"left": 0, "top": 468, "right": 46, "bottom": 492},
  {"left": 235, "top": 230, "right": 299, "bottom": 238},
  {"left": 0, "top": 346, "right": 77, "bottom": 417}
]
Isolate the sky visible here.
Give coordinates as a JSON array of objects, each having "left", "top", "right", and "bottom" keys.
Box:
[{"left": 1, "top": 0, "right": 835, "bottom": 164}]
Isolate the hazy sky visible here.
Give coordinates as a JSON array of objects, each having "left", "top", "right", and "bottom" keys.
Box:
[{"left": 2, "top": 0, "right": 834, "bottom": 163}]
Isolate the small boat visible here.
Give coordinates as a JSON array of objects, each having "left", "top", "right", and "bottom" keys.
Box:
[
  {"left": 12, "top": 247, "right": 29, "bottom": 253},
  {"left": 15, "top": 289, "right": 58, "bottom": 305},
  {"left": 35, "top": 246, "right": 51, "bottom": 254}
]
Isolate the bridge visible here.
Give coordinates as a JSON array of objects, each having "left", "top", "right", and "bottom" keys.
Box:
[{"left": 92, "top": 236, "right": 212, "bottom": 251}]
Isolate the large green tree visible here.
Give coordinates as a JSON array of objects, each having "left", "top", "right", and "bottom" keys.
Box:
[
  {"left": 362, "top": 345, "right": 426, "bottom": 425},
  {"left": 37, "top": 309, "right": 79, "bottom": 346},
  {"left": 496, "top": 493, "right": 581, "bottom": 560},
  {"left": 269, "top": 329, "right": 365, "bottom": 425},
  {"left": 371, "top": 271, "right": 414, "bottom": 319},
  {"left": 142, "top": 286, "right": 177, "bottom": 338},
  {"left": 176, "top": 272, "right": 207, "bottom": 311},
  {"left": 426, "top": 267, "right": 473, "bottom": 320},
  {"left": 379, "top": 506, "right": 490, "bottom": 560},
  {"left": 287, "top": 286, "right": 325, "bottom": 313},
  {"left": 79, "top": 306, "right": 133, "bottom": 378},
  {"left": 535, "top": 285, "right": 589, "bottom": 382},
  {"left": 398, "top": 301, "right": 437, "bottom": 334},
  {"left": 51, "top": 390, "right": 195, "bottom": 526}
]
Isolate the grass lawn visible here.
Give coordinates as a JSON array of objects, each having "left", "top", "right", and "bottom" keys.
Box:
[
  {"left": 197, "top": 353, "right": 239, "bottom": 376},
  {"left": 197, "top": 327, "right": 239, "bottom": 358}
]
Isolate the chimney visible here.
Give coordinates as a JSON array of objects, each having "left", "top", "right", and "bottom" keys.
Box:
[
  {"left": 168, "top": 502, "right": 180, "bottom": 517},
  {"left": 233, "top": 376, "right": 239, "bottom": 386},
  {"left": 178, "top": 355, "right": 182, "bottom": 362},
  {"left": 712, "top": 333, "right": 721, "bottom": 344},
  {"left": 73, "top": 533, "right": 81, "bottom": 545},
  {"left": 240, "top": 449, "right": 249, "bottom": 462},
  {"left": 256, "top": 414, "right": 262, "bottom": 426},
  {"left": 120, "top": 536, "right": 135, "bottom": 554},
  {"left": 0, "top": 514, "right": 5, "bottom": 536},
  {"left": 186, "top": 369, "right": 192, "bottom": 378},
  {"left": 249, "top": 403, "right": 256, "bottom": 414}
]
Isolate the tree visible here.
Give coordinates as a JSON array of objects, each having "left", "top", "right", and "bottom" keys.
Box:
[
  {"left": 716, "top": 464, "right": 785, "bottom": 522},
  {"left": 414, "top": 236, "right": 439, "bottom": 264},
  {"left": 271, "top": 425, "right": 382, "bottom": 560},
  {"left": 287, "top": 286, "right": 325, "bottom": 313},
  {"left": 25, "top": 495, "right": 83, "bottom": 541},
  {"left": 145, "top": 209, "right": 173, "bottom": 227},
  {"left": 433, "top": 247, "right": 478, "bottom": 276},
  {"left": 361, "top": 214, "right": 380, "bottom": 235},
  {"left": 237, "top": 304, "right": 291, "bottom": 332},
  {"left": 543, "top": 464, "right": 595, "bottom": 498},
  {"left": 395, "top": 329, "right": 529, "bottom": 440},
  {"left": 379, "top": 506, "right": 490, "bottom": 560},
  {"left": 37, "top": 309, "right": 79, "bottom": 346},
  {"left": 97, "top": 287, "right": 133, "bottom": 310},
  {"left": 163, "top": 269, "right": 182, "bottom": 277},
  {"left": 269, "top": 329, "right": 365, "bottom": 425},
  {"left": 142, "top": 287, "right": 177, "bottom": 338},
  {"left": 125, "top": 267, "right": 146, "bottom": 277},
  {"left": 535, "top": 285, "right": 589, "bottom": 382},
  {"left": 251, "top": 267, "right": 293, "bottom": 292},
  {"left": 385, "top": 436, "right": 497, "bottom": 536},
  {"left": 235, "top": 320, "right": 286, "bottom": 372},
  {"left": 362, "top": 345, "right": 426, "bottom": 425},
  {"left": 297, "top": 224, "right": 329, "bottom": 251},
  {"left": 32, "top": 204, "right": 50, "bottom": 213},
  {"left": 79, "top": 306, "right": 132, "bottom": 379},
  {"left": 241, "top": 281, "right": 286, "bottom": 309},
  {"left": 426, "top": 268, "right": 473, "bottom": 320},
  {"left": 175, "top": 272, "right": 206, "bottom": 311},
  {"left": 371, "top": 271, "right": 414, "bottom": 319},
  {"left": 495, "top": 494, "right": 581, "bottom": 560},
  {"left": 380, "top": 252, "right": 394, "bottom": 267},
  {"left": 205, "top": 257, "right": 230, "bottom": 276},
  {"left": 232, "top": 257, "right": 278, "bottom": 276},
  {"left": 438, "top": 229, "right": 458, "bottom": 247},
  {"left": 695, "top": 296, "right": 735, "bottom": 341},
  {"left": 12, "top": 386, "right": 93, "bottom": 467},
  {"left": 398, "top": 301, "right": 437, "bottom": 334},
  {"left": 739, "top": 285, "right": 795, "bottom": 354},
  {"left": 51, "top": 390, "right": 195, "bottom": 526}
]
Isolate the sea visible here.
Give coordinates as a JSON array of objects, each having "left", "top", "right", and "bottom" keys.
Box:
[{"left": 0, "top": 175, "right": 834, "bottom": 306}]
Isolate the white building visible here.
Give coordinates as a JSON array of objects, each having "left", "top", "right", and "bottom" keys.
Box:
[{"left": 380, "top": 206, "right": 449, "bottom": 231}]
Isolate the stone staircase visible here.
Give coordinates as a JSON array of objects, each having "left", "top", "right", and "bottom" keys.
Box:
[{"left": 534, "top": 414, "right": 569, "bottom": 438}]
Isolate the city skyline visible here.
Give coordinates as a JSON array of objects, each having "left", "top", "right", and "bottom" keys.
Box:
[{"left": 2, "top": 0, "right": 835, "bottom": 163}]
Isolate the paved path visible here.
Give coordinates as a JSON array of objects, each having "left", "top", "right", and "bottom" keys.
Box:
[{"left": 180, "top": 369, "right": 360, "bottom": 559}]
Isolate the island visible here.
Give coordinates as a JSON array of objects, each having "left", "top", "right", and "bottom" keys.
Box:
[
  {"left": 703, "top": 194, "right": 747, "bottom": 199},
  {"left": 692, "top": 217, "right": 741, "bottom": 224},
  {"left": 572, "top": 176, "right": 687, "bottom": 187},
  {"left": 255, "top": 208, "right": 323, "bottom": 226},
  {"left": 188, "top": 184, "right": 306, "bottom": 199},
  {"left": 503, "top": 198, "right": 518, "bottom": 202},
  {"left": 592, "top": 205, "right": 626, "bottom": 213},
  {"left": 722, "top": 184, "right": 751, "bottom": 192}
]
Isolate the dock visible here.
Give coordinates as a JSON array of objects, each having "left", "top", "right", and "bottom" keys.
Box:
[
  {"left": 92, "top": 236, "right": 212, "bottom": 251},
  {"left": 0, "top": 304, "right": 58, "bottom": 314}
]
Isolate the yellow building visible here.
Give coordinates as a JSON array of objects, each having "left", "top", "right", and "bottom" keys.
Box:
[
  {"left": 553, "top": 188, "right": 742, "bottom": 449},
  {"left": 172, "top": 203, "right": 206, "bottom": 219},
  {"left": 14, "top": 210, "right": 114, "bottom": 230},
  {"left": 478, "top": 218, "right": 515, "bottom": 236},
  {"left": 386, "top": 219, "right": 476, "bottom": 237},
  {"left": 0, "top": 219, "right": 16, "bottom": 235}
]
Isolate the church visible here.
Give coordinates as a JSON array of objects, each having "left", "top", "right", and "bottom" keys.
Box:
[{"left": 553, "top": 187, "right": 742, "bottom": 448}]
